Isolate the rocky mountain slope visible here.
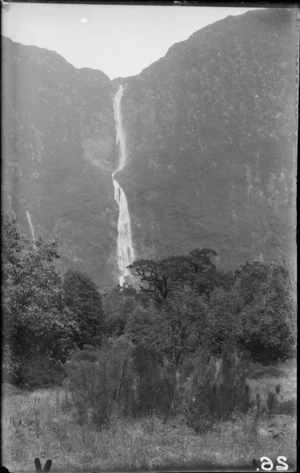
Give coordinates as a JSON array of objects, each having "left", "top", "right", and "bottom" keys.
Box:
[
  {"left": 119, "top": 8, "right": 298, "bottom": 269},
  {"left": 2, "top": 8, "right": 298, "bottom": 288},
  {"left": 2, "top": 38, "right": 119, "bottom": 287}
]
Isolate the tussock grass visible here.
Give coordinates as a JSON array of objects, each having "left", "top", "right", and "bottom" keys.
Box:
[{"left": 2, "top": 361, "right": 296, "bottom": 472}]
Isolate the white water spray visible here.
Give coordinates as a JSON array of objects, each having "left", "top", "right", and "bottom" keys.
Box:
[
  {"left": 112, "top": 85, "right": 135, "bottom": 286},
  {"left": 26, "top": 210, "right": 36, "bottom": 243}
]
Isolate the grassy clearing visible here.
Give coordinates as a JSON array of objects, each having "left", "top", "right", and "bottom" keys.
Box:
[
  {"left": 248, "top": 360, "right": 296, "bottom": 401},
  {"left": 2, "top": 361, "right": 296, "bottom": 472}
]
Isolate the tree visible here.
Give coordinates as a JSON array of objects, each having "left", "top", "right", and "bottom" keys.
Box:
[
  {"left": 128, "top": 248, "right": 221, "bottom": 303},
  {"left": 128, "top": 258, "right": 168, "bottom": 302},
  {"left": 204, "top": 287, "right": 244, "bottom": 355},
  {"left": 160, "top": 287, "right": 208, "bottom": 366},
  {"left": 103, "top": 285, "right": 140, "bottom": 337},
  {"left": 124, "top": 302, "right": 164, "bottom": 351},
  {"left": 62, "top": 269, "right": 106, "bottom": 348},
  {"left": 233, "top": 261, "right": 271, "bottom": 305},
  {"left": 2, "top": 211, "right": 79, "bottom": 383},
  {"left": 235, "top": 262, "right": 296, "bottom": 362}
]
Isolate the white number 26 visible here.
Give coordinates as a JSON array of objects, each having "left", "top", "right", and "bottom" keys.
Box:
[{"left": 259, "top": 456, "right": 288, "bottom": 471}]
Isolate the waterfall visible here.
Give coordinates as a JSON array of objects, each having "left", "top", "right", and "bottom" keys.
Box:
[
  {"left": 112, "top": 85, "right": 135, "bottom": 286},
  {"left": 113, "top": 85, "right": 128, "bottom": 173},
  {"left": 26, "top": 210, "right": 36, "bottom": 242}
]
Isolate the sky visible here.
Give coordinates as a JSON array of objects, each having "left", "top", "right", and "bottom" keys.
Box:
[{"left": 2, "top": 3, "right": 259, "bottom": 79}]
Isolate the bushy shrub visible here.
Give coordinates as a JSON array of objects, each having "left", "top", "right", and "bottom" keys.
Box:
[
  {"left": 235, "top": 262, "right": 296, "bottom": 363},
  {"left": 2, "top": 344, "right": 20, "bottom": 383},
  {"left": 203, "top": 288, "right": 243, "bottom": 356},
  {"left": 62, "top": 270, "right": 106, "bottom": 348},
  {"left": 125, "top": 303, "right": 164, "bottom": 351},
  {"left": 186, "top": 345, "right": 252, "bottom": 432},
  {"left": 266, "top": 388, "right": 279, "bottom": 418},
  {"left": 64, "top": 339, "right": 177, "bottom": 424},
  {"left": 274, "top": 399, "right": 296, "bottom": 416},
  {"left": 17, "top": 354, "right": 64, "bottom": 389},
  {"left": 64, "top": 338, "right": 134, "bottom": 427},
  {"left": 103, "top": 286, "right": 139, "bottom": 337},
  {"left": 132, "top": 344, "right": 177, "bottom": 419}
]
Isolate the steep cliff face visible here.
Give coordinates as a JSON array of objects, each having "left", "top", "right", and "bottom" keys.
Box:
[
  {"left": 2, "top": 8, "right": 298, "bottom": 289},
  {"left": 119, "top": 8, "right": 297, "bottom": 269},
  {"left": 2, "top": 37, "right": 119, "bottom": 288}
]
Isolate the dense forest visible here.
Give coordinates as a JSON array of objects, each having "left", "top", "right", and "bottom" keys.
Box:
[{"left": 2, "top": 210, "right": 296, "bottom": 433}]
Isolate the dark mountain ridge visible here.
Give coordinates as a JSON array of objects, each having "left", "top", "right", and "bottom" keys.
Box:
[
  {"left": 2, "top": 8, "right": 298, "bottom": 289},
  {"left": 118, "top": 8, "right": 297, "bottom": 267},
  {"left": 2, "top": 36, "right": 118, "bottom": 287}
]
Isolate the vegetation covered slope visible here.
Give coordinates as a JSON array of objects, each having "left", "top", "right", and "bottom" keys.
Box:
[
  {"left": 2, "top": 37, "right": 118, "bottom": 288},
  {"left": 120, "top": 8, "right": 298, "bottom": 268}
]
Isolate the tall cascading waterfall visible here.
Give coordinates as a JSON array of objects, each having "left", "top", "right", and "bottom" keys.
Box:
[
  {"left": 112, "top": 85, "right": 135, "bottom": 286},
  {"left": 26, "top": 210, "right": 36, "bottom": 245}
]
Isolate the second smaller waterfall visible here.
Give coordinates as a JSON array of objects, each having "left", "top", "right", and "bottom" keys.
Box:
[
  {"left": 26, "top": 210, "right": 36, "bottom": 241},
  {"left": 26, "top": 210, "right": 37, "bottom": 249}
]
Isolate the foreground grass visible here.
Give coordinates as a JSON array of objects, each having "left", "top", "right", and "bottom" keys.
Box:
[{"left": 2, "top": 362, "right": 296, "bottom": 472}]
